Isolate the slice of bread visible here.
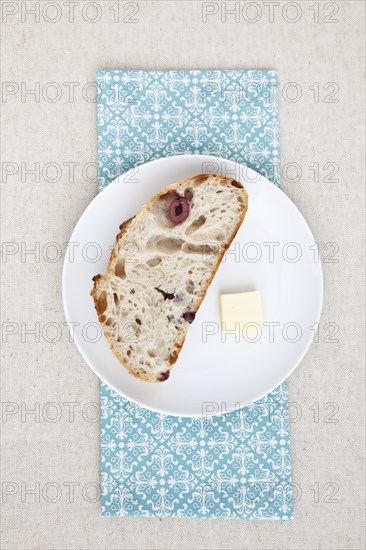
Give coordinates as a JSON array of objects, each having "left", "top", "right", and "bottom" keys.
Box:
[{"left": 91, "top": 174, "right": 248, "bottom": 383}]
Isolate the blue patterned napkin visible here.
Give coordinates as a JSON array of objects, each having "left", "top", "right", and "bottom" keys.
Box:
[{"left": 97, "top": 70, "right": 293, "bottom": 519}]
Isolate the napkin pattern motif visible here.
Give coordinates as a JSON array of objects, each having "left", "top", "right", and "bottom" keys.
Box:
[
  {"left": 97, "top": 70, "right": 293, "bottom": 519},
  {"left": 97, "top": 70, "right": 280, "bottom": 189}
]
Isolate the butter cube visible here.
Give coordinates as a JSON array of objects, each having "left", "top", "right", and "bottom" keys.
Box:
[{"left": 219, "top": 290, "right": 263, "bottom": 334}]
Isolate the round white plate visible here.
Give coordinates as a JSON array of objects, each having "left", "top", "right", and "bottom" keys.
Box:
[{"left": 62, "top": 154, "right": 323, "bottom": 417}]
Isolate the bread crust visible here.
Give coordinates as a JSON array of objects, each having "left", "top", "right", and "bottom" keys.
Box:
[{"left": 91, "top": 174, "right": 248, "bottom": 382}]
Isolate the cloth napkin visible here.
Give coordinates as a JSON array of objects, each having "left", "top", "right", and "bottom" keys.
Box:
[{"left": 97, "top": 70, "right": 293, "bottom": 518}]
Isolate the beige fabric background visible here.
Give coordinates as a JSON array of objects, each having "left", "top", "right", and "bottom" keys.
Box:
[{"left": 1, "top": 1, "right": 365, "bottom": 549}]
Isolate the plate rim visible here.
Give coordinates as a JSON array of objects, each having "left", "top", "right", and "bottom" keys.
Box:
[{"left": 62, "top": 154, "right": 324, "bottom": 417}]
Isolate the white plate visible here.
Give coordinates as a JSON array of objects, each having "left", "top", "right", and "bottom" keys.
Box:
[{"left": 62, "top": 154, "right": 323, "bottom": 417}]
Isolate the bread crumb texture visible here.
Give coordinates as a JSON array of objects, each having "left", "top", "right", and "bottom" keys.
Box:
[{"left": 91, "top": 174, "right": 248, "bottom": 382}]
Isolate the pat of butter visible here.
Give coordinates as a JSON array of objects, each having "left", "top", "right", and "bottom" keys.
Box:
[{"left": 219, "top": 290, "right": 263, "bottom": 334}]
